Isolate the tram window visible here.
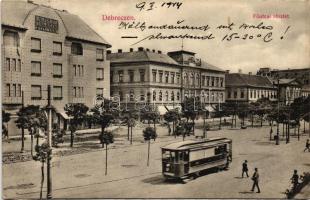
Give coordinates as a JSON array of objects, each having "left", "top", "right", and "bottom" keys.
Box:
[
  {"left": 179, "top": 151, "right": 189, "bottom": 161},
  {"left": 162, "top": 150, "right": 176, "bottom": 162}
]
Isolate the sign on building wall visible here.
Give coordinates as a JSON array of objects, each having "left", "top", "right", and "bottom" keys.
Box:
[{"left": 35, "top": 15, "right": 58, "bottom": 33}]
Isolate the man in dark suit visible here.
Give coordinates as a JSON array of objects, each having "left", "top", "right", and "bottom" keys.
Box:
[
  {"left": 251, "top": 168, "right": 261, "bottom": 193},
  {"left": 242, "top": 160, "right": 249, "bottom": 178}
]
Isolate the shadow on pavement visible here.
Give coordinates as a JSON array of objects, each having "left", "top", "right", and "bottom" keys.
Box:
[
  {"left": 142, "top": 175, "right": 183, "bottom": 185},
  {"left": 239, "top": 191, "right": 254, "bottom": 194}
]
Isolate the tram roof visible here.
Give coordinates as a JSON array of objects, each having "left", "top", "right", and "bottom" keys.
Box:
[{"left": 161, "top": 137, "right": 231, "bottom": 150}]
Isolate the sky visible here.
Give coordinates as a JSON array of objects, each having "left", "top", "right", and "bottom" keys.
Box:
[{"left": 10, "top": 0, "right": 310, "bottom": 73}]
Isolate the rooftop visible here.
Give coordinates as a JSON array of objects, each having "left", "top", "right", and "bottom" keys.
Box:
[
  {"left": 225, "top": 73, "right": 274, "bottom": 88},
  {"left": 1, "top": 1, "right": 111, "bottom": 47}
]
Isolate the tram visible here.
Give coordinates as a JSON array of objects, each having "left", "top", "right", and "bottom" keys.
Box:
[{"left": 161, "top": 137, "right": 232, "bottom": 179}]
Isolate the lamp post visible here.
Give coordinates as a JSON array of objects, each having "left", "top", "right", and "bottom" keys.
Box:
[{"left": 46, "top": 85, "right": 53, "bottom": 199}]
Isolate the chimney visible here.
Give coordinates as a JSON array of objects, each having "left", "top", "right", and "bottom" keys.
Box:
[
  {"left": 225, "top": 70, "right": 230, "bottom": 74},
  {"left": 146, "top": 48, "right": 150, "bottom": 52},
  {"left": 129, "top": 48, "right": 134, "bottom": 52},
  {"left": 249, "top": 72, "right": 252, "bottom": 75},
  {"left": 118, "top": 49, "right": 122, "bottom": 53},
  {"left": 238, "top": 69, "right": 242, "bottom": 74},
  {"left": 152, "top": 49, "right": 155, "bottom": 53},
  {"left": 158, "top": 50, "right": 162, "bottom": 54},
  {"left": 138, "top": 47, "right": 144, "bottom": 51},
  {"left": 107, "top": 50, "right": 111, "bottom": 54}
]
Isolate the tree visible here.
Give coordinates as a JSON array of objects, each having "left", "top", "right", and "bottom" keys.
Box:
[
  {"left": 64, "top": 103, "right": 89, "bottom": 147},
  {"left": 121, "top": 110, "right": 139, "bottom": 144},
  {"left": 33, "top": 142, "right": 50, "bottom": 200},
  {"left": 2, "top": 110, "right": 11, "bottom": 140},
  {"left": 143, "top": 127, "right": 157, "bottom": 166},
  {"left": 141, "top": 107, "right": 160, "bottom": 130},
  {"left": 91, "top": 99, "right": 118, "bottom": 147},
  {"left": 163, "top": 109, "right": 180, "bottom": 137},
  {"left": 52, "top": 123, "right": 64, "bottom": 147},
  {"left": 181, "top": 97, "right": 202, "bottom": 135},
  {"left": 15, "top": 105, "right": 46, "bottom": 155},
  {"left": 290, "top": 97, "right": 306, "bottom": 140},
  {"left": 99, "top": 131, "right": 114, "bottom": 175}
]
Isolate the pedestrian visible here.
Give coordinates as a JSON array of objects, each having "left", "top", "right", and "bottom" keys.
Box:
[
  {"left": 251, "top": 168, "right": 261, "bottom": 193},
  {"left": 303, "top": 139, "right": 310, "bottom": 152},
  {"left": 167, "top": 123, "right": 171, "bottom": 135},
  {"left": 242, "top": 160, "right": 249, "bottom": 178},
  {"left": 290, "top": 169, "right": 299, "bottom": 191}
]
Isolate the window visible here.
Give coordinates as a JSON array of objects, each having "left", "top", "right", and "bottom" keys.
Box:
[
  {"left": 31, "top": 61, "right": 41, "bottom": 76},
  {"left": 118, "top": 71, "right": 124, "bottom": 82},
  {"left": 11, "top": 59, "right": 16, "bottom": 71},
  {"left": 79, "top": 65, "right": 84, "bottom": 76},
  {"left": 129, "top": 70, "right": 134, "bottom": 82},
  {"left": 53, "top": 86, "right": 62, "bottom": 100},
  {"left": 211, "top": 77, "right": 215, "bottom": 87},
  {"left": 130, "top": 90, "right": 134, "bottom": 101},
  {"left": 31, "top": 37, "right": 41, "bottom": 52},
  {"left": 250, "top": 90, "right": 253, "bottom": 98},
  {"left": 159, "top": 91, "right": 163, "bottom": 101},
  {"left": 96, "top": 88, "right": 104, "bottom": 96},
  {"left": 140, "top": 69, "right": 145, "bottom": 82},
  {"left": 119, "top": 91, "right": 123, "bottom": 101},
  {"left": 53, "top": 63, "right": 62, "bottom": 78},
  {"left": 165, "top": 91, "right": 169, "bottom": 101},
  {"left": 159, "top": 71, "right": 163, "bottom": 83},
  {"left": 5, "top": 84, "right": 10, "bottom": 97},
  {"left": 171, "top": 73, "right": 175, "bottom": 84},
  {"left": 140, "top": 92, "right": 145, "bottom": 101},
  {"left": 5, "top": 58, "right": 10, "bottom": 71},
  {"left": 165, "top": 72, "right": 169, "bottom": 83},
  {"left": 96, "top": 68, "right": 104, "bottom": 80},
  {"left": 240, "top": 90, "right": 244, "bottom": 98},
  {"left": 31, "top": 85, "right": 42, "bottom": 100},
  {"left": 176, "top": 73, "right": 180, "bottom": 84},
  {"left": 71, "top": 42, "right": 83, "bottom": 55},
  {"left": 53, "top": 42, "right": 62, "bottom": 56},
  {"left": 74, "top": 65, "right": 84, "bottom": 77},
  {"left": 3, "top": 31, "right": 19, "bottom": 47},
  {"left": 73, "top": 86, "right": 84, "bottom": 98},
  {"left": 234, "top": 91, "right": 237, "bottom": 98},
  {"left": 190, "top": 74, "right": 194, "bottom": 85},
  {"left": 202, "top": 76, "right": 205, "bottom": 86},
  {"left": 220, "top": 78, "right": 224, "bottom": 87},
  {"left": 196, "top": 74, "right": 200, "bottom": 86},
  {"left": 177, "top": 92, "right": 180, "bottom": 101},
  {"left": 171, "top": 91, "right": 175, "bottom": 101},
  {"left": 206, "top": 76, "right": 210, "bottom": 86},
  {"left": 153, "top": 91, "right": 156, "bottom": 101},
  {"left": 4, "top": 84, "right": 19, "bottom": 97},
  {"left": 96, "top": 48, "right": 104, "bottom": 61},
  {"left": 152, "top": 70, "right": 157, "bottom": 82},
  {"left": 17, "top": 59, "right": 21, "bottom": 72}
]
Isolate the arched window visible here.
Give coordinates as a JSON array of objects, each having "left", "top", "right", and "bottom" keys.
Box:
[
  {"left": 165, "top": 91, "right": 169, "bottom": 101},
  {"left": 3, "top": 30, "right": 19, "bottom": 47},
  {"left": 171, "top": 91, "right": 175, "bottom": 101},
  {"left": 71, "top": 42, "right": 83, "bottom": 55},
  {"left": 159, "top": 91, "right": 162, "bottom": 101},
  {"left": 130, "top": 90, "right": 134, "bottom": 101},
  {"left": 153, "top": 90, "right": 156, "bottom": 101}
]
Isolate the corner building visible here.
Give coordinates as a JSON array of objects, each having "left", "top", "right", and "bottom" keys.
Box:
[{"left": 1, "top": 1, "right": 111, "bottom": 135}]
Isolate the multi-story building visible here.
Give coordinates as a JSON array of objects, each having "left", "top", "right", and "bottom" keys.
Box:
[
  {"left": 225, "top": 73, "right": 277, "bottom": 103},
  {"left": 272, "top": 79, "right": 302, "bottom": 105},
  {"left": 108, "top": 48, "right": 225, "bottom": 113},
  {"left": 2, "top": 1, "right": 111, "bottom": 134}
]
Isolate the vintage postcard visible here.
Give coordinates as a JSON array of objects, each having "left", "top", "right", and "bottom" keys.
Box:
[{"left": 1, "top": 0, "right": 310, "bottom": 199}]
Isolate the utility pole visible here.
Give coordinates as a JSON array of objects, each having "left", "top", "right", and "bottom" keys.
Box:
[
  {"left": 21, "top": 90, "right": 25, "bottom": 152},
  {"left": 276, "top": 79, "right": 280, "bottom": 145},
  {"left": 47, "top": 85, "right": 52, "bottom": 199}
]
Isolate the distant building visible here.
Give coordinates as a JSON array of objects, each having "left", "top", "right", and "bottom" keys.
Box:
[
  {"left": 108, "top": 48, "right": 226, "bottom": 113},
  {"left": 225, "top": 73, "right": 277, "bottom": 103},
  {"left": 2, "top": 1, "right": 111, "bottom": 135},
  {"left": 271, "top": 79, "right": 302, "bottom": 105}
]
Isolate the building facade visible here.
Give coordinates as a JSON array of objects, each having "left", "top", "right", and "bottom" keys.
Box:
[
  {"left": 225, "top": 73, "right": 277, "bottom": 103},
  {"left": 108, "top": 48, "right": 225, "bottom": 113},
  {"left": 2, "top": 1, "right": 111, "bottom": 134}
]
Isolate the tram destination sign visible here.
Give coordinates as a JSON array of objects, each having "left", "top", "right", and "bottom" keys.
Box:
[{"left": 35, "top": 15, "right": 58, "bottom": 33}]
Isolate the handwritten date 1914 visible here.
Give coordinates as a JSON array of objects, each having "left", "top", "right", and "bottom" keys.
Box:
[{"left": 136, "top": 1, "right": 182, "bottom": 11}]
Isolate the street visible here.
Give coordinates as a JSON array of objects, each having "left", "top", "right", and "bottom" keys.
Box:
[{"left": 2, "top": 124, "right": 310, "bottom": 199}]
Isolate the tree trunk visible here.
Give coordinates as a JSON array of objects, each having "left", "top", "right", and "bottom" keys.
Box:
[
  {"left": 70, "top": 130, "right": 74, "bottom": 147},
  {"left": 30, "top": 133, "right": 34, "bottom": 156},
  {"left": 40, "top": 161, "right": 45, "bottom": 200},
  {"left": 130, "top": 127, "right": 133, "bottom": 145},
  {"left": 260, "top": 115, "right": 263, "bottom": 127},
  {"left": 101, "top": 127, "right": 105, "bottom": 148},
  {"left": 231, "top": 115, "right": 234, "bottom": 128},
  {"left": 105, "top": 145, "right": 108, "bottom": 175},
  {"left": 251, "top": 113, "right": 254, "bottom": 128},
  {"left": 298, "top": 123, "right": 300, "bottom": 141},
  {"left": 203, "top": 116, "right": 206, "bottom": 138},
  {"left": 282, "top": 123, "right": 285, "bottom": 138},
  {"left": 127, "top": 124, "right": 130, "bottom": 141},
  {"left": 219, "top": 116, "right": 222, "bottom": 130},
  {"left": 192, "top": 119, "right": 195, "bottom": 135},
  {"left": 304, "top": 119, "right": 306, "bottom": 134},
  {"left": 147, "top": 140, "right": 150, "bottom": 166},
  {"left": 21, "top": 128, "right": 25, "bottom": 152}
]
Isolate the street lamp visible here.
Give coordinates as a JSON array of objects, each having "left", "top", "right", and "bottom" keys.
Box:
[{"left": 275, "top": 79, "right": 280, "bottom": 145}]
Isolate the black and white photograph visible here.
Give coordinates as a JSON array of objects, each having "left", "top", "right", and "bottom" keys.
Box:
[{"left": 1, "top": 0, "right": 310, "bottom": 199}]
